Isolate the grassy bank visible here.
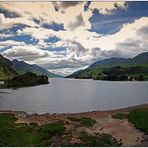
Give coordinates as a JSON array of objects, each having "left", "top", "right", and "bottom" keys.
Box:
[
  {"left": 0, "top": 113, "right": 120, "bottom": 147},
  {"left": 0, "top": 114, "right": 65, "bottom": 146}
]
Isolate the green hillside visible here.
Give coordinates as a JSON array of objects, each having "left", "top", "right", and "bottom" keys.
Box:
[
  {"left": 12, "top": 59, "right": 61, "bottom": 78},
  {"left": 66, "top": 52, "right": 148, "bottom": 81},
  {"left": 0, "top": 55, "right": 18, "bottom": 80}
]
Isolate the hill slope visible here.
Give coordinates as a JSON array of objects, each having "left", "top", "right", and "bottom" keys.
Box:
[
  {"left": 0, "top": 54, "right": 18, "bottom": 80},
  {"left": 88, "top": 52, "right": 148, "bottom": 69},
  {"left": 88, "top": 58, "right": 130, "bottom": 69},
  {"left": 67, "top": 52, "right": 148, "bottom": 80},
  {"left": 130, "top": 52, "right": 148, "bottom": 65},
  {"left": 12, "top": 59, "right": 60, "bottom": 78}
]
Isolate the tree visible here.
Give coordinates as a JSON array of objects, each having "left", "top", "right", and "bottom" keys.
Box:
[{"left": 137, "top": 74, "right": 145, "bottom": 81}]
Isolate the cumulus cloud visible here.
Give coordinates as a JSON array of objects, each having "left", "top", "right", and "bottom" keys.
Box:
[
  {"left": 0, "top": 13, "right": 38, "bottom": 29},
  {"left": 137, "top": 25, "right": 148, "bottom": 38},
  {"left": 69, "top": 41, "right": 87, "bottom": 56},
  {"left": 0, "top": 7, "right": 20, "bottom": 18},
  {"left": 53, "top": 1, "right": 82, "bottom": 11},
  {"left": 0, "top": 2, "right": 126, "bottom": 31},
  {"left": 58, "top": 2, "right": 82, "bottom": 8},
  {"left": 89, "top": 2, "right": 126, "bottom": 15},
  {"left": 49, "top": 66, "right": 87, "bottom": 76},
  {"left": 67, "top": 14, "right": 85, "bottom": 31},
  {"left": 2, "top": 17, "right": 148, "bottom": 75},
  {"left": 2, "top": 45, "right": 51, "bottom": 62},
  {"left": 0, "top": 2, "right": 148, "bottom": 76}
]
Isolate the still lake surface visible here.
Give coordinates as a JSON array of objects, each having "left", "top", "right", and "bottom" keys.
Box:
[{"left": 0, "top": 78, "right": 148, "bottom": 114}]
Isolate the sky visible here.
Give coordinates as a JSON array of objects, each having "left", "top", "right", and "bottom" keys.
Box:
[{"left": 0, "top": 1, "right": 148, "bottom": 76}]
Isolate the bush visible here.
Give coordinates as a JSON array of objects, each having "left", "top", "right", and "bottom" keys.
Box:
[
  {"left": 67, "top": 117, "right": 80, "bottom": 122},
  {"left": 41, "top": 121, "right": 66, "bottom": 136},
  {"left": 80, "top": 117, "right": 96, "bottom": 127},
  {"left": 112, "top": 113, "right": 128, "bottom": 119}
]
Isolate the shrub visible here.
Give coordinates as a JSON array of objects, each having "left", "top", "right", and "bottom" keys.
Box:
[{"left": 112, "top": 113, "right": 128, "bottom": 119}]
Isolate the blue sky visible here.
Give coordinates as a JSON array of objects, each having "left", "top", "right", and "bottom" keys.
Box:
[
  {"left": 0, "top": 2, "right": 148, "bottom": 76},
  {"left": 89, "top": 2, "right": 148, "bottom": 34}
]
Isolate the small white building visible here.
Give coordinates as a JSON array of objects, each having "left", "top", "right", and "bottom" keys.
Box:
[{"left": 0, "top": 81, "right": 4, "bottom": 84}]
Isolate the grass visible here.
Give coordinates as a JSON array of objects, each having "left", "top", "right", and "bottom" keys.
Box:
[
  {"left": 1, "top": 109, "right": 148, "bottom": 146},
  {"left": 112, "top": 113, "right": 128, "bottom": 120},
  {"left": 67, "top": 116, "right": 80, "bottom": 122},
  {"left": 0, "top": 113, "right": 121, "bottom": 146},
  {"left": 62, "top": 131, "right": 121, "bottom": 147},
  {"left": 0, "top": 84, "right": 6, "bottom": 89},
  {"left": 80, "top": 117, "right": 96, "bottom": 127},
  {"left": 0, "top": 113, "right": 66, "bottom": 146},
  {"left": 68, "top": 116, "right": 96, "bottom": 127},
  {"left": 128, "top": 109, "right": 148, "bottom": 134},
  {"left": 112, "top": 108, "right": 148, "bottom": 134}
]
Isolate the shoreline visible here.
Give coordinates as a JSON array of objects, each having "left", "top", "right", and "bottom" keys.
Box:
[
  {"left": 1, "top": 103, "right": 148, "bottom": 116},
  {"left": 1, "top": 103, "right": 148, "bottom": 146}
]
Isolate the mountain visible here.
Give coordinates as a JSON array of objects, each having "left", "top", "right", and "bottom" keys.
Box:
[
  {"left": 12, "top": 59, "right": 61, "bottom": 78},
  {"left": 88, "top": 58, "right": 129, "bottom": 69},
  {"left": 89, "top": 52, "right": 148, "bottom": 69},
  {"left": 0, "top": 54, "right": 18, "bottom": 80},
  {"left": 66, "top": 52, "right": 148, "bottom": 80},
  {"left": 130, "top": 52, "right": 148, "bottom": 65}
]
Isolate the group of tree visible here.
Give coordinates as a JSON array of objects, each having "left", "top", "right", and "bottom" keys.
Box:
[
  {"left": 99, "top": 66, "right": 147, "bottom": 81},
  {"left": 94, "top": 74, "right": 145, "bottom": 81},
  {"left": 67, "top": 65, "right": 148, "bottom": 81},
  {"left": 4, "top": 72, "right": 49, "bottom": 88}
]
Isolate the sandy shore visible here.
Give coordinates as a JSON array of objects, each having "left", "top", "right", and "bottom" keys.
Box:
[{"left": 1, "top": 103, "right": 148, "bottom": 146}]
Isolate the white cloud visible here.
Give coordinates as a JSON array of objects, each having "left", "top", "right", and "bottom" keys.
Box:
[
  {"left": 0, "top": 2, "right": 126, "bottom": 31},
  {"left": 48, "top": 66, "right": 88, "bottom": 76},
  {"left": 89, "top": 2, "right": 126, "bottom": 15},
  {"left": 2, "top": 17, "right": 148, "bottom": 75},
  {"left": 0, "top": 33, "right": 14, "bottom": 38},
  {"left": 0, "top": 40, "right": 25, "bottom": 46},
  {"left": 2, "top": 45, "right": 51, "bottom": 62},
  {"left": 0, "top": 13, "right": 38, "bottom": 29},
  {"left": 0, "top": 2, "right": 148, "bottom": 76}
]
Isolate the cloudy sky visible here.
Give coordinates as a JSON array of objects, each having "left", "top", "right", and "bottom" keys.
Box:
[{"left": 0, "top": 1, "right": 148, "bottom": 76}]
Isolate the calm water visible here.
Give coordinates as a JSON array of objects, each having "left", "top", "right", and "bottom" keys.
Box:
[{"left": 0, "top": 78, "right": 148, "bottom": 114}]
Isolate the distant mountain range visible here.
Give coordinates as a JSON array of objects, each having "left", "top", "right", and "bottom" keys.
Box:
[
  {"left": 88, "top": 51, "right": 148, "bottom": 69},
  {"left": 66, "top": 52, "right": 148, "bottom": 81},
  {"left": 1, "top": 52, "right": 148, "bottom": 81},
  {"left": 12, "top": 59, "right": 61, "bottom": 78},
  {"left": 0, "top": 55, "right": 61, "bottom": 80}
]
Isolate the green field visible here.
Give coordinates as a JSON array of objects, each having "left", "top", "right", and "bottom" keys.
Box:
[{"left": 0, "top": 114, "right": 65, "bottom": 146}]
